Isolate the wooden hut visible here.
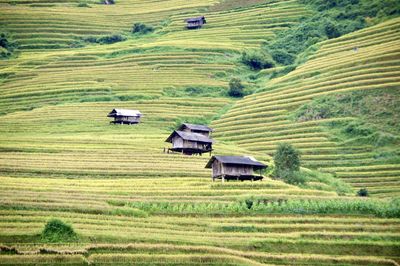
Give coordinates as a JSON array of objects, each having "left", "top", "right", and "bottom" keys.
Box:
[
  {"left": 205, "top": 155, "right": 267, "bottom": 182},
  {"left": 107, "top": 109, "right": 142, "bottom": 125},
  {"left": 165, "top": 130, "right": 214, "bottom": 155},
  {"left": 177, "top": 123, "right": 213, "bottom": 137},
  {"left": 184, "top": 16, "right": 206, "bottom": 29}
]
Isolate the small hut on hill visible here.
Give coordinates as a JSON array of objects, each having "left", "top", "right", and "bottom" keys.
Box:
[
  {"left": 205, "top": 155, "right": 267, "bottom": 182},
  {"left": 107, "top": 109, "right": 142, "bottom": 125},
  {"left": 165, "top": 130, "right": 214, "bottom": 155},
  {"left": 184, "top": 16, "right": 206, "bottom": 29}
]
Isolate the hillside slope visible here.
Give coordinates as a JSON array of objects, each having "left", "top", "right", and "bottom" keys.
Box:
[
  {"left": 213, "top": 17, "right": 400, "bottom": 198},
  {"left": 0, "top": 0, "right": 399, "bottom": 265}
]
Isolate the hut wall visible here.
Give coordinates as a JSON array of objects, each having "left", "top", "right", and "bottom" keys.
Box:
[
  {"left": 222, "top": 164, "right": 253, "bottom": 176},
  {"left": 212, "top": 160, "right": 222, "bottom": 177},
  {"left": 172, "top": 136, "right": 184, "bottom": 148},
  {"left": 114, "top": 116, "right": 140, "bottom": 123}
]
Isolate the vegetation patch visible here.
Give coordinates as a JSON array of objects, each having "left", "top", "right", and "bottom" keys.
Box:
[
  {"left": 0, "top": 33, "right": 17, "bottom": 58},
  {"left": 83, "top": 34, "right": 126, "bottom": 45},
  {"left": 162, "top": 86, "right": 226, "bottom": 98},
  {"left": 132, "top": 23, "right": 154, "bottom": 35},
  {"left": 241, "top": 49, "right": 275, "bottom": 70},
  {"left": 265, "top": 0, "right": 400, "bottom": 65},
  {"left": 40, "top": 219, "right": 78, "bottom": 243},
  {"left": 126, "top": 198, "right": 400, "bottom": 218}
]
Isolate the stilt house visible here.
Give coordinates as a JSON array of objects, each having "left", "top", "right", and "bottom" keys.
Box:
[
  {"left": 184, "top": 16, "right": 206, "bottom": 29},
  {"left": 205, "top": 156, "right": 267, "bottom": 182},
  {"left": 165, "top": 123, "right": 214, "bottom": 155},
  {"left": 107, "top": 109, "right": 142, "bottom": 125}
]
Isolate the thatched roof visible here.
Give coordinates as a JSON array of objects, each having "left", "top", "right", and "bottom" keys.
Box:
[
  {"left": 205, "top": 156, "right": 267, "bottom": 169},
  {"left": 166, "top": 130, "right": 214, "bottom": 143},
  {"left": 107, "top": 109, "right": 142, "bottom": 117},
  {"left": 178, "top": 123, "right": 213, "bottom": 132}
]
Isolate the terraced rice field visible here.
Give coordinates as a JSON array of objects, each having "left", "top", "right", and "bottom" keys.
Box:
[
  {"left": 0, "top": 0, "right": 399, "bottom": 265},
  {"left": 213, "top": 17, "right": 400, "bottom": 199}
]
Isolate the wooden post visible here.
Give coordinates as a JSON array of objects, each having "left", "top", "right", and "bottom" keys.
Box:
[{"left": 222, "top": 175, "right": 225, "bottom": 183}]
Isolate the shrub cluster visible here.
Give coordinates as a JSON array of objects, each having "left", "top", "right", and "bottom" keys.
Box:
[
  {"left": 41, "top": 219, "right": 78, "bottom": 242},
  {"left": 0, "top": 33, "right": 17, "bottom": 58},
  {"left": 241, "top": 49, "right": 275, "bottom": 70},
  {"left": 132, "top": 23, "right": 154, "bottom": 35},
  {"left": 228, "top": 78, "right": 245, "bottom": 98},
  {"left": 83, "top": 34, "right": 126, "bottom": 45}
]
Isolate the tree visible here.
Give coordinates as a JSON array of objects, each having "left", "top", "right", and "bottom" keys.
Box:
[
  {"left": 273, "top": 143, "right": 301, "bottom": 183},
  {"left": 228, "top": 78, "right": 245, "bottom": 97}
]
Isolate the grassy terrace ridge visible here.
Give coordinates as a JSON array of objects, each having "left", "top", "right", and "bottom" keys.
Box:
[{"left": 0, "top": 0, "right": 400, "bottom": 265}]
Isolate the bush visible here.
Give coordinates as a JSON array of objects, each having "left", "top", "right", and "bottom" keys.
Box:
[
  {"left": 241, "top": 49, "right": 275, "bottom": 70},
  {"left": 269, "top": 48, "right": 296, "bottom": 65},
  {"left": 273, "top": 143, "right": 301, "bottom": 177},
  {"left": 228, "top": 78, "right": 245, "bottom": 97},
  {"left": 97, "top": 34, "right": 126, "bottom": 44},
  {"left": 282, "top": 171, "right": 307, "bottom": 185},
  {"left": 0, "top": 33, "right": 17, "bottom": 58},
  {"left": 357, "top": 188, "right": 369, "bottom": 197},
  {"left": 83, "top": 34, "right": 126, "bottom": 45},
  {"left": 132, "top": 23, "right": 154, "bottom": 35},
  {"left": 41, "top": 219, "right": 78, "bottom": 242}
]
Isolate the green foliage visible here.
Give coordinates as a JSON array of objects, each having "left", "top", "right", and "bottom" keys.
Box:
[
  {"left": 228, "top": 78, "right": 245, "bottom": 97},
  {"left": 83, "top": 34, "right": 126, "bottom": 45},
  {"left": 110, "top": 207, "right": 148, "bottom": 218},
  {"left": 162, "top": 86, "right": 226, "bottom": 97},
  {"left": 273, "top": 143, "right": 301, "bottom": 184},
  {"left": 132, "top": 23, "right": 154, "bottom": 35},
  {"left": 269, "top": 48, "right": 296, "bottom": 65},
  {"left": 294, "top": 89, "right": 400, "bottom": 148},
  {"left": 357, "top": 188, "right": 369, "bottom": 197},
  {"left": 41, "top": 219, "right": 78, "bottom": 243},
  {"left": 241, "top": 49, "right": 275, "bottom": 70},
  {"left": 128, "top": 198, "right": 400, "bottom": 218},
  {"left": 0, "top": 33, "right": 17, "bottom": 58},
  {"left": 77, "top": 2, "right": 91, "bottom": 7},
  {"left": 281, "top": 170, "right": 307, "bottom": 185},
  {"left": 301, "top": 169, "right": 353, "bottom": 195},
  {"left": 265, "top": 0, "right": 400, "bottom": 66}
]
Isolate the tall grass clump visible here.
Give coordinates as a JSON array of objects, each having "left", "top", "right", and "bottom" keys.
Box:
[{"left": 41, "top": 219, "right": 78, "bottom": 242}]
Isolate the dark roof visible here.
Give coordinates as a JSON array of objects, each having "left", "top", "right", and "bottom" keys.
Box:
[
  {"left": 184, "top": 16, "right": 205, "bottom": 23},
  {"left": 107, "top": 109, "right": 142, "bottom": 117},
  {"left": 166, "top": 130, "right": 214, "bottom": 144},
  {"left": 205, "top": 156, "right": 267, "bottom": 169},
  {"left": 179, "top": 123, "right": 213, "bottom": 132}
]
